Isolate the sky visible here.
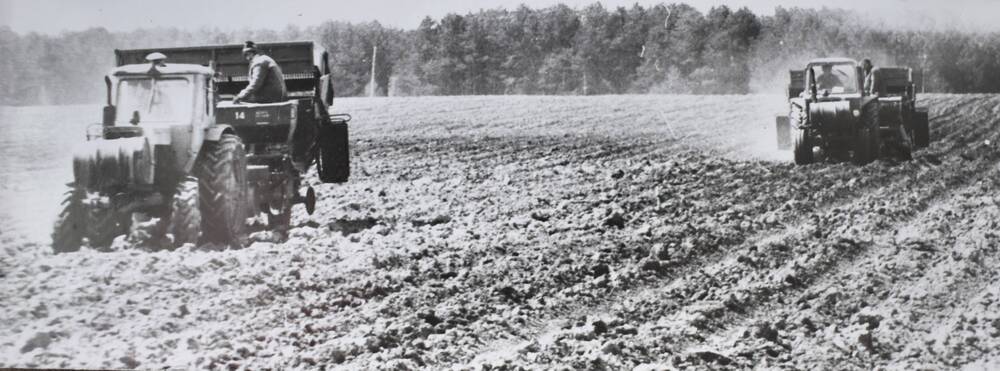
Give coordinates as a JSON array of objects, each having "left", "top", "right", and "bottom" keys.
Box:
[{"left": 2, "top": 0, "right": 999, "bottom": 34}]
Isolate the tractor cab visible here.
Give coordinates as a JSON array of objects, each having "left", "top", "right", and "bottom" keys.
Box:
[
  {"left": 88, "top": 55, "right": 216, "bottom": 184},
  {"left": 104, "top": 54, "right": 214, "bottom": 128},
  {"left": 801, "top": 58, "right": 864, "bottom": 100}
]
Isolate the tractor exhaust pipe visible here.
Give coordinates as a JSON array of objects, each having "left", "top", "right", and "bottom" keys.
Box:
[{"left": 102, "top": 76, "right": 115, "bottom": 126}]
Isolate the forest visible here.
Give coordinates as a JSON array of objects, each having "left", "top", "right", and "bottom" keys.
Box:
[{"left": 2, "top": 3, "right": 1000, "bottom": 105}]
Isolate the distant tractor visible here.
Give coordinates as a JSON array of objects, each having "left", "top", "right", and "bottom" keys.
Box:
[
  {"left": 775, "top": 58, "right": 930, "bottom": 165},
  {"left": 52, "top": 42, "right": 351, "bottom": 252}
]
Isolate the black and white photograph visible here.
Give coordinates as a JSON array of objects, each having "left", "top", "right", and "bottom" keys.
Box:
[{"left": 1, "top": 0, "right": 999, "bottom": 369}]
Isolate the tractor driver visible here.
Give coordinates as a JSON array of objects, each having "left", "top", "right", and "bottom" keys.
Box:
[
  {"left": 816, "top": 64, "right": 843, "bottom": 91},
  {"left": 233, "top": 41, "right": 287, "bottom": 104}
]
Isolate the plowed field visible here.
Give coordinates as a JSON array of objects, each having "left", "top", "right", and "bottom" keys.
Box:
[{"left": 1, "top": 95, "right": 999, "bottom": 370}]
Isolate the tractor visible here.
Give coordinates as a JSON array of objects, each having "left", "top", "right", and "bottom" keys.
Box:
[
  {"left": 775, "top": 58, "right": 930, "bottom": 165},
  {"left": 52, "top": 41, "right": 350, "bottom": 252}
]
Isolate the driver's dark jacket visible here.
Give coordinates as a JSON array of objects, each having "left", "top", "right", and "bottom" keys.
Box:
[
  {"left": 863, "top": 72, "right": 874, "bottom": 95},
  {"left": 237, "top": 54, "right": 287, "bottom": 103}
]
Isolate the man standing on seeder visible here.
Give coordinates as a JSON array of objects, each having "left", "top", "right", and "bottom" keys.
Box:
[{"left": 232, "top": 41, "right": 287, "bottom": 104}]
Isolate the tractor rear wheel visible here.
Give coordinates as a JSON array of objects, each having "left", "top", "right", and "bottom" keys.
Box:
[
  {"left": 793, "top": 128, "right": 814, "bottom": 165},
  {"left": 195, "top": 134, "right": 248, "bottom": 247},
  {"left": 51, "top": 185, "right": 86, "bottom": 253},
  {"left": 169, "top": 178, "right": 201, "bottom": 246}
]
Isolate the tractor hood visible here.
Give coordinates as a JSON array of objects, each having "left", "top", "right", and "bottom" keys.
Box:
[
  {"left": 809, "top": 100, "right": 856, "bottom": 128},
  {"left": 73, "top": 136, "right": 155, "bottom": 191}
]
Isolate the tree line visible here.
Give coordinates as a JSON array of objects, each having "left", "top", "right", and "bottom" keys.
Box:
[{"left": 2, "top": 3, "right": 1000, "bottom": 105}]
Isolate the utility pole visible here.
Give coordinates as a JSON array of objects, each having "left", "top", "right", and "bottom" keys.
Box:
[
  {"left": 921, "top": 53, "right": 928, "bottom": 93},
  {"left": 370, "top": 45, "right": 378, "bottom": 97}
]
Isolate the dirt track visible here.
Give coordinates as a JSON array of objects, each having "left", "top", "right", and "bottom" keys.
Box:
[{"left": 1, "top": 95, "right": 999, "bottom": 370}]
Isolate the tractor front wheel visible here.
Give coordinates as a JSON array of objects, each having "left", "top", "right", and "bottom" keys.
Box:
[
  {"left": 793, "top": 128, "right": 814, "bottom": 165},
  {"left": 169, "top": 178, "right": 201, "bottom": 247},
  {"left": 195, "top": 134, "right": 248, "bottom": 247}
]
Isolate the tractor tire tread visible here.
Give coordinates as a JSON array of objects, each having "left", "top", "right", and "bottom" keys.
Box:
[
  {"left": 793, "top": 128, "right": 813, "bottom": 165},
  {"left": 51, "top": 186, "right": 85, "bottom": 253},
  {"left": 194, "top": 134, "right": 248, "bottom": 246},
  {"left": 169, "top": 178, "right": 201, "bottom": 246}
]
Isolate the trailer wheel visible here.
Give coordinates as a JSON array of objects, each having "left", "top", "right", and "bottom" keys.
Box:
[
  {"left": 913, "top": 111, "right": 930, "bottom": 149},
  {"left": 51, "top": 185, "right": 86, "bottom": 253},
  {"left": 195, "top": 134, "right": 248, "bottom": 247},
  {"left": 169, "top": 178, "right": 201, "bottom": 246},
  {"left": 793, "top": 128, "right": 814, "bottom": 165},
  {"left": 317, "top": 121, "right": 350, "bottom": 183}
]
